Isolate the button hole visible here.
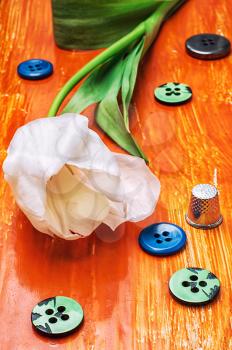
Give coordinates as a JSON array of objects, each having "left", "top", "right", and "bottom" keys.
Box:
[
  {"left": 191, "top": 287, "right": 199, "bottom": 293},
  {"left": 154, "top": 233, "right": 160, "bottom": 238},
  {"left": 165, "top": 87, "right": 172, "bottom": 91},
  {"left": 45, "top": 309, "right": 54, "bottom": 315},
  {"left": 61, "top": 314, "right": 69, "bottom": 321},
  {"left": 156, "top": 239, "right": 163, "bottom": 244},
  {"left": 49, "top": 317, "right": 58, "bottom": 324},
  {"left": 57, "top": 306, "right": 66, "bottom": 313},
  {"left": 162, "top": 231, "right": 169, "bottom": 237},
  {"left": 190, "top": 275, "right": 198, "bottom": 281},
  {"left": 165, "top": 237, "right": 172, "bottom": 242},
  {"left": 199, "top": 281, "right": 207, "bottom": 287},
  {"left": 165, "top": 92, "right": 172, "bottom": 96},
  {"left": 182, "top": 281, "right": 190, "bottom": 287}
]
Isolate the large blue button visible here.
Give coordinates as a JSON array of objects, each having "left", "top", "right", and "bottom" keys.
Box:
[
  {"left": 139, "top": 222, "right": 187, "bottom": 256},
  {"left": 17, "top": 59, "right": 53, "bottom": 80}
]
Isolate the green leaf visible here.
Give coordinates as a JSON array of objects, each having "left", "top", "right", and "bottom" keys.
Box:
[
  {"left": 63, "top": 41, "right": 147, "bottom": 160},
  {"left": 121, "top": 38, "right": 144, "bottom": 129},
  {"left": 51, "top": 0, "right": 186, "bottom": 161},
  {"left": 63, "top": 56, "right": 122, "bottom": 114},
  {"left": 95, "top": 56, "right": 147, "bottom": 160}
]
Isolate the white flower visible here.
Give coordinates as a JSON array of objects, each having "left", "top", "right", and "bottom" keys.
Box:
[{"left": 3, "top": 113, "right": 160, "bottom": 240}]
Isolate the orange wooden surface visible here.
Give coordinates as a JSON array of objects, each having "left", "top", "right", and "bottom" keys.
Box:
[{"left": 0, "top": 0, "right": 232, "bottom": 349}]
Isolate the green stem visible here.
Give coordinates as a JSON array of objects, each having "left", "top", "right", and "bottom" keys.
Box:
[
  {"left": 48, "top": 0, "right": 185, "bottom": 116},
  {"left": 143, "top": 0, "right": 186, "bottom": 54},
  {"left": 48, "top": 24, "right": 144, "bottom": 116}
]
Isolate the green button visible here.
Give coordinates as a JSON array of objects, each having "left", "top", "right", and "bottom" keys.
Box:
[
  {"left": 31, "top": 296, "right": 84, "bottom": 337},
  {"left": 154, "top": 82, "right": 192, "bottom": 105},
  {"left": 169, "top": 268, "right": 220, "bottom": 306}
]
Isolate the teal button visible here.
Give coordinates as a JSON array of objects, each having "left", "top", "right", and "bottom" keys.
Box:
[
  {"left": 169, "top": 268, "right": 220, "bottom": 306},
  {"left": 31, "top": 296, "right": 84, "bottom": 337},
  {"left": 154, "top": 82, "right": 192, "bottom": 105}
]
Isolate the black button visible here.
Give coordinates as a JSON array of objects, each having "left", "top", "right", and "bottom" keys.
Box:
[{"left": 186, "top": 34, "right": 231, "bottom": 60}]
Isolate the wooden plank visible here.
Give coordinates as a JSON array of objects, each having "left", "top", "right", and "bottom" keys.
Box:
[{"left": 0, "top": 0, "right": 231, "bottom": 349}]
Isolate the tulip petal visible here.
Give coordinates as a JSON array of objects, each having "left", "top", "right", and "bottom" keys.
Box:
[{"left": 3, "top": 113, "right": 160, "bottom": 239}]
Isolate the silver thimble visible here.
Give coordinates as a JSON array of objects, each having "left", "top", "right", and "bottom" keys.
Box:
[{"left": 186, "top": 184, "right": 223, "bottom": 229}]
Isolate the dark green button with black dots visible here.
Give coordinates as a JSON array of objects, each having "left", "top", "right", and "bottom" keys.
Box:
[
  {"left": 31, "top": 296, "right": 84, "bottom": 337},
  {"left": 154, "top": 82, "right": 192, "bottom": 105},
  {"left": 169, "top": 268, "right": 220, "bottom": 306}
]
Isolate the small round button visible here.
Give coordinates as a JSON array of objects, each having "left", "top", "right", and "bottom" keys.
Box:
[
  {"left": 17, "top": 59, "right": 53, "bottom": 80},
  {"left": 138, "top": 222, "right": 187, "bottom": 256},
  {"left": 186, "top": 33, "right": 231, "bottom": 60},
  {"left": 169, "top": 267, "right": 220, "bottom": 306},
  {"left": 31, "top": 296, "right": 84, "bottom": 337},
  {"left": 154, "top": 82, "right": 192, "bottom": 105}
]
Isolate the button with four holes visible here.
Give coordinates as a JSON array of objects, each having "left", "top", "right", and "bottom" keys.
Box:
[
  {"left": 17, "top": 59, "right": 53, "bottom": 80},
  {"left": 169, "top": 267, "right": 220, "bottom": 306},
  {"left": 154, "top": 82, "right": 192, "bottom": 105},
  {"left": 31, "top": 296, "right": 84, "bottom": 337},
  {"left": 186, "top": 33, "right": 231, "bottom": 60},
  {"left": 138, "top": 222, "right": 187, "bottom": 256}
]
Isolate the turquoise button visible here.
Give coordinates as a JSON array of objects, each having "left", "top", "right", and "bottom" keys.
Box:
[
  {"left": 154, "top": 82, "right": 192, "bottom": 105},
  {"left": 31, "top": 296, "right": 84, "bottom": 337},
  {"left": 169, "top": 268, "right": 220, "bottom": 306}
]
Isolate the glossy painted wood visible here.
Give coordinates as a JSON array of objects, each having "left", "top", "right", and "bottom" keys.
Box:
[{"left": 0, "top": 0, "right": 232, "bottom": 349}]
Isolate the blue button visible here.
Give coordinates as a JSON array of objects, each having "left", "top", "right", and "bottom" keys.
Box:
[
  {"left": 17, "top": 59, "right": 53, "bottom": 80},
  {"left": 138, "top": 222, "right": 187, "bottom": 256}
]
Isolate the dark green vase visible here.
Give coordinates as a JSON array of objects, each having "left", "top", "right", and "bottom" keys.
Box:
[{"left": 52, "top": 0, "right": 159, "bottom": 50}]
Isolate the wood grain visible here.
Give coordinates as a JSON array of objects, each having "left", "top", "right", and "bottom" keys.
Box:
[{"left": 0, "top": 0, "right": 231, "bottom": 349}]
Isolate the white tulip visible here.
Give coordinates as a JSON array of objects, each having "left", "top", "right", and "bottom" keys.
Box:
[{"left": 3, "top": 114, "right": 160, "bottom": 240}]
